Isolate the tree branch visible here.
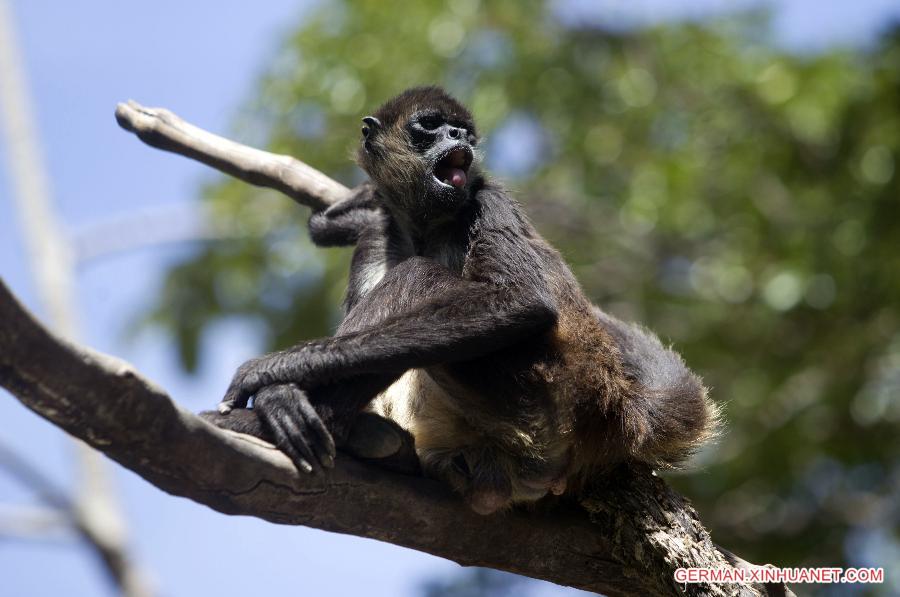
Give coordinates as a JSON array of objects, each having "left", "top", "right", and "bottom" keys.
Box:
[
  {"left": 1, "top": 11, "right": 152, "bottom": 591},
  {"left": 3, "top": 102, "right": 795, "bottom": 596},
  {"left": 114, "top": 100, "right": 350, "bottom": 210},
  {"left": 0, "top": 432, "right": 152, "bottom": 596},
  {"left": 0, "top": 280, "right": 790, "bottom": 596}
]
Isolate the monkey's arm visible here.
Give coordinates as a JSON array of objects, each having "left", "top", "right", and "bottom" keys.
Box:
[
  {"left": 223, "top": 258, "right": 556, "bottom": 406},
  {"left": 219, "top": 256, "right": 557, "bottom": 471},
  {"left": 307, "top": 181, "right": 383, "bottom": 247}
]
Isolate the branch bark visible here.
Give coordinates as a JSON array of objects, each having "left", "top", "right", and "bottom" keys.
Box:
[
  {"left": 115, "top": 100, "right": 349, "bottom": 210},
  {"left": 1, "top": 9, "right": 152, "bottom": 592},
  {"left": 1, "top": 102, "right": 792, "bottom": 596}
]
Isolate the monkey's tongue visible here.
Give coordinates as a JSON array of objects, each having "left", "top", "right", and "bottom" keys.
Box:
[
  {"left": 435, "top": 165, "right": 467, "bottom": 188},
  {"left": 448, "top": 168, "right": 467, "bottom": 188},
  {"left": 436, "top": 149, "right": 470, "bottom": 188}
]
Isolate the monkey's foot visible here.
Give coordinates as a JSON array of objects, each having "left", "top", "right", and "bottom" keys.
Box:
[{"left": 344, "top": 412, "right": 421, "bottom": 476}]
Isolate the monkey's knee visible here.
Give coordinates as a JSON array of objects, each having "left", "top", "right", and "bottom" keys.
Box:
[
  {"left": 631, "top": 376, "right": 720, "bottom": 467},
  {"left": 344, "top": 412, "right": 420, "bottom": 475}
]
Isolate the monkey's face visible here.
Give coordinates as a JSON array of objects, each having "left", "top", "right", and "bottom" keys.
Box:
[
  {"left": 407, "top": 109, "right": 476, "bottom": 203},
  {"left": 357, "top": 87, "right": 479, "bottom": 220},
  {"left": 414, "top": 409, "right": 571, "bottom": 515},
  {"left": 420, "top": 442, "right": 570, "bottom": 515}
]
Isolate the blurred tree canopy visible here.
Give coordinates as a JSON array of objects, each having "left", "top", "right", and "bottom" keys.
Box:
[{"left": 148, "top": 0, "right": 900, "bottom": 589}]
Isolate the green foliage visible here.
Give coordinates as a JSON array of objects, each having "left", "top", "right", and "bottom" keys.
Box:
[{"left": 149, "top": 0, "right": 900, "bottom": 585}]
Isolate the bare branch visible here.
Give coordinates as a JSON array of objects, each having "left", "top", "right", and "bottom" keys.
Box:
[
  {"left": 1, "top": 7, "right": 152, "bottom": 592},
  {"left": 0, "top": 437, "right": 152, "bottom": 596},
  {"left": 0, "top": 279, "right": 791, "bottom": 597},
  {"left": 115, "top": 100, "right": 350, "bottom": 210},
  {"left": 0, "top": 504, "right": 73, "bottom": 542},
  {"left": 0, "top": 440, "right": 71, "bottom": 510}
]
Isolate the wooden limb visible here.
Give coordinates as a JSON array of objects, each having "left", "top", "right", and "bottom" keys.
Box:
[
  {"left": 0, "top": 279, "right": 792, "bottom": 596},
  {"left": 0, "top": 504, "right": 73, "bottom": 541},
  {"left": 0, "top": 438, "right": 152, "bottom": 596},
  {"left": 114, "top": 100, "right": 350, "bottom": 210}
]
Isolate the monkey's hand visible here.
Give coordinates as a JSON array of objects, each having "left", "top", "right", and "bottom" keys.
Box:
[
  {"left": 219, "top": 351, "right": 315, "bottom": 412},
  {"left": 218, "top": 355, "right": 271, "bottom": 413},
  {"left": 252, "top": 383, "right": 336, "bottom": 474},
  {"left": 201, "top": 407, "right": 421, "bottom": 476},
  {"left": 308, "top": 182, "right": 383, "bottom": 247},
  {"left": 218, "top": 354, "right": 337, "bottom": 473}
]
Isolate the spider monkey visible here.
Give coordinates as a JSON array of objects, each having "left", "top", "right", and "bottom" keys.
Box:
[{"left": 201, "top": 86, "right": 718, "bottom": 515}]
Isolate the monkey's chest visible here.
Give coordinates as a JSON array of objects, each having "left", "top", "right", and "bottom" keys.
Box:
[{"left": 357, "top": 240, "right": 465, "bottom": 299}]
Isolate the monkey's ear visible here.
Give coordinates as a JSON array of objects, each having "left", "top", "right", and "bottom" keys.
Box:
[{"left": 361, "top": 115, "right": 382, "bottom": 138}]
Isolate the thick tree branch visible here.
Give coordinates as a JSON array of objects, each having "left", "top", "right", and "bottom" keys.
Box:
[
  {"left": 114, "top": 100, "right": 350, "bottom": 210},
  {"left": 0, "top": 280, "right": 790, "bottom": 596}
]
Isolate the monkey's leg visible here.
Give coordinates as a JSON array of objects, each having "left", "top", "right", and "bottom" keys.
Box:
[{"left": 593, "top": 307, "right": 715, "bottom": 466}]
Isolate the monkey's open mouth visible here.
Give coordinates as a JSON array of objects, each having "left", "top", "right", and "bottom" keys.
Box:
[{"left": 433, "top": 146, "right": 473, "bottom": 189}]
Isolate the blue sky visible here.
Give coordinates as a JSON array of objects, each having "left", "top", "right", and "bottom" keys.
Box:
[{"left": 1, "top": 1, "right": 899, "bottom": 596}]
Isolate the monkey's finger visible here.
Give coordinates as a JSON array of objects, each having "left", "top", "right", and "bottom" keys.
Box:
[
  {"left": 267, "top": 415, "right": 314, "bottom": 475},
  {"left": 278, "top": 437, "right": 315, "bottom": 475},
  {"left": 220, "top": 383, "right": 250, "bottom": 411},
  {"left": 256, "top": 385, "right": 322, "bottom": 474},
  {"left": 296, "top": 394, "right": 336, "bottom": 467},
  {"left": 285, "top": 386, "right": 334, "bottom": 469},
  {"left": 222, "top": 362, "right": 270, "bottom": 409},
  {"left": 219, "top": 393, "right": 248, "bottom": 412},
  {"left": 278, "top": 407, "right": 324, "bottom": 475}
]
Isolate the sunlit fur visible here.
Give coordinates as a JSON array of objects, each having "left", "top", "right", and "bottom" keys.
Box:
[
  {"left": 207, "top": 86, "right": 720, "bottom": 515},
  {"left": 346, "top": 87, "right": 719, "bottom": 513}
]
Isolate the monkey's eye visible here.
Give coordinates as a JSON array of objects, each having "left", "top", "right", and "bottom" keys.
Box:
[
  {"left": 361, "top": 126, "right": 370, "bottom": 138},
  {"left": 418, "top": 114, "right": 443, "bottom": 130},
  {"left": 451, "top": 453, "right": 471, "bottom": 476}
]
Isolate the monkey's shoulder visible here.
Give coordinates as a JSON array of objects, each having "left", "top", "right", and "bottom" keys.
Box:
[{"left": 467, "top": 181, "right": 534, "bottom": 234}]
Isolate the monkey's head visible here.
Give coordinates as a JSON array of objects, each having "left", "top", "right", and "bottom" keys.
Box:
[
  {"left": 412, "top": 405, "right": 572, "bottom": 515},
  {"left": 356, "top": 86, "right": 480, "bottom": 221}
]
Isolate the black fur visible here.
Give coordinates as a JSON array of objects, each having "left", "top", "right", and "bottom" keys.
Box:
[{"left": 207, "top": 87, "right": 716, "bottom": 513}]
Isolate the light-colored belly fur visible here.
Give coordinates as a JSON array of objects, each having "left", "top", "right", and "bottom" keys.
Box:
[
  {"left": 369, "top": 369, "right": 479, "bottom": 452},
  {"left": 370, "top": 370, "right": 442, "bottom": 435}
]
